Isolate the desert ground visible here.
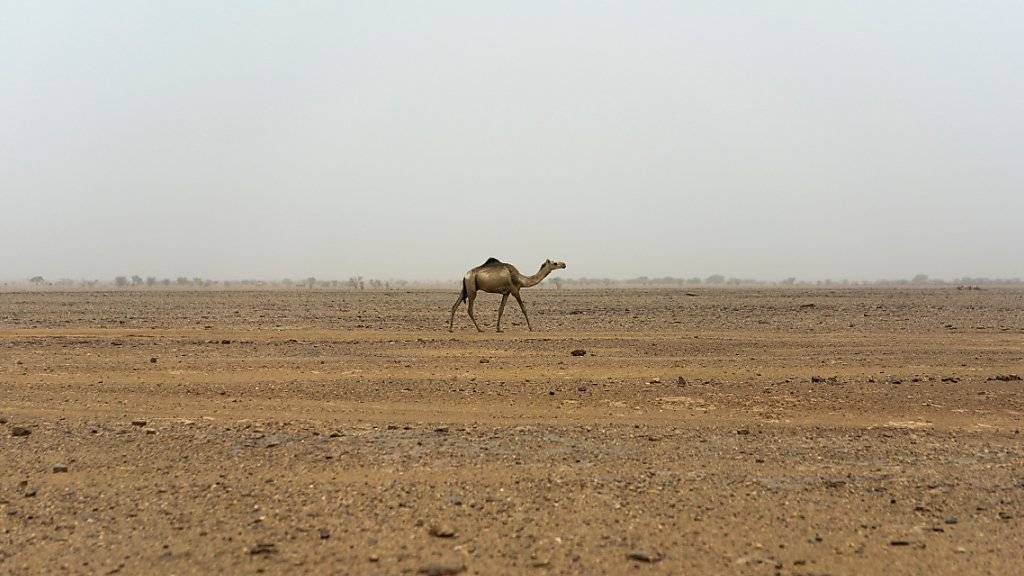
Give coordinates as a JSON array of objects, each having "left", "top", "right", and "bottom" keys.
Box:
[{"left": 1, "top": 287, "right": 1022, "bottom": 575}]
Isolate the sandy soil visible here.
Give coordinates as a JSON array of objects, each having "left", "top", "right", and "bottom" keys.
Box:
[{"left": 2, "top": 288, "right": 1022, "bottom": 575}]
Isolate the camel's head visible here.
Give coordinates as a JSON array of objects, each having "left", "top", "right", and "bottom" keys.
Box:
[{"left": 545, "top": 259, "right": 567, "bottom": 270}]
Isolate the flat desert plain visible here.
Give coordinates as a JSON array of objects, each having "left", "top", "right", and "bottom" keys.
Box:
[{"left": 2, "top": 288, "right": 1023, "bottom": 575}]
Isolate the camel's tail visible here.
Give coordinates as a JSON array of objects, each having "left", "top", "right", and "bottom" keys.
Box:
[{"left": 459, "top": 278, "right": 468, "bottom": 303}]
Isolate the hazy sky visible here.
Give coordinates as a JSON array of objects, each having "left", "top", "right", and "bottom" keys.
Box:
[{"left": 3, "top": 1, "right": 1022, "bottom": 281}]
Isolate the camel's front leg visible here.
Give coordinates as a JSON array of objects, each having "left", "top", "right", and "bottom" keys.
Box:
[
  {"left": 496, "top": 293, "right": 509, "bottom": 332},
  {"left": 512, "top": 291, "right": 532, "bottom": 331},
  {"left": 467, "top": 292, "right": 484, "bottom": 332}
]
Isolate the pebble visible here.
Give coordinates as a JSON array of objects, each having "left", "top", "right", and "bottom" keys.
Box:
[
  {"left": 434, "top": 426, "right": 450, "bottom": 434},
  {"left": 479, "top": 358, "right": 490, "bottom": 363},
  {"left": 150, "top": 357, "right": 158, "bottom": 363},
  {"left": 417, "top": 564, "right": 465, "bottom": 576},
  {"left": 428, "top": 525, "right": 456, "bottom": 538},
  {"left": 318, "top": 529, "right": 330, "bottom": 540},
  {"left": 131, "top": 420, "right": 147, "bottom": 427},
  {"left": 53, "top": 464, "right": 68, "bottom": 473},
  {"left": 11, "top": 426, "right": 31, "bottom": 437},
  {"left": 627, "top": 551, "right": 662, "bottom": 563},
  {"left": 248, "top": 543, "right": 277, "bottom": 555},
  {"left": 144, "top": 428, "right": 157, "bottom": 435},
  {"left": 571, "top": 349, "right": 587, "bottom": 357},
  {"left": 944, "top": 516, "right": 958, "bottom": 524}
]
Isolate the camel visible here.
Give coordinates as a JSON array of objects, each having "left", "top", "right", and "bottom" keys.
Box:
[{"left": 449, "top": 258, "right": 567, "bottom": 332}]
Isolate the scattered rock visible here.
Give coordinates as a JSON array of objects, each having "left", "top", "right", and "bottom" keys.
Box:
[
  {"left": 889, "top": 540, "right": 911, "bottom": 546},
  {"left": 648, "top": 377, "right": 661, "bottom": 384},
  {"left": 434, "top": 426, "right": 450, "bottom": 434},
  {"left": 131, "top": 420, "right": 147, "bottom": 427},
  {"left": 736, "top": 429, "right": 751, "bottom": 436},
  {"left": 150, "top": 357, "right": 158, "bottom": 363},
  {"left": 221, "top": 339, "right": 232, "bottom": 345},
  {"left": 11, "top": 426, "right": 31, "bottom": 437},
  {"left": 144, "top": 428, "right": 157, "bottom": 435},
  {"left": 676, "top": 377, "right": 687, "bottom": 386},
  {"left": 941, "top": 377, "right": 961, "bottom": 383},
  {"left": 944, "top": 516, "right": 958, "bottom": 525},
  {"left": 627, "top": 551, "right": 662, "bottom": 563},
  {"left": 571, "top": 349, "right": 586, "bottom": 357},
  {"left": 990, "top": 374, "right": 1022, "bottom": 382},
  {"left": 318, "top": 528, "right": 330, "bottom": 539},
  {"left": 799, "top": 303, "right": 816, "bottom": 309},
  {"left": 479, "top": 358, "right": 489, "bottom": 363},
  {"left": 53, "top": 464, "right": 68, "bottom": 473},
  {"left": 428, "top": 525, "right": 456, "bottom": 538},
  {"left": 418, "top": 564, "right": 465, "bottom": 576}
]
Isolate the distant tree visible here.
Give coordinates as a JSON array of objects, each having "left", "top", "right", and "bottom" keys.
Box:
[
  {"left": 281, "top": 278, "right": 294, "bottom": 287},
  {"left": 781, "top": 277, "right": 796, "bottom": 285},
  {"left": 348, "top": 276, "right": 364, "bottom": 290},
  {"left": 192, "top": 277, "right": 204, "bottom": 287},
  {"left": 175, "top": 277, "right": 191, "bottom": 286},
  {"left": 145, "top": 276, "right": 157, "bottom": 287},
  {"left": 161, "top": 278, "right": 171, "bottom": 286},
  {"left": 130, "top": 275, "right": 143, "bottom": 286},
  {"left": 550, "top": 277, "right": 563, "bottom": 289},
  {"left": 29, "top": 276, "right": 45, "bottom": 285},
  {"left": 115, "top": 276, "right": 128, "bottom": 286},
  {"left": 705, "top": 274, "right": 725, "bottom": 284},
  {"left": 305, "top": 277, "right": 317, "bottom": 289},
  {"left": 912, "top": 274, "right": 929, "bottom": 284}
]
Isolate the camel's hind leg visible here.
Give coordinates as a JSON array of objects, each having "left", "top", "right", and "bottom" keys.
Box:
[
  {"left": 467, "top": 292, "right": 484, "bottom": 332},
  {"left": 496, "top": 293, "right": 509, "bottom": 332},
  {"left": 448, "top": 294, "right": 463, "bottom": 332},
  {"left": 512, "top": 290, "right": 532, "bottom": 331}
]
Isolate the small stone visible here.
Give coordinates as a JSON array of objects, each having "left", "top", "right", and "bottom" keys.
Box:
[
  {"left": 53, "top": 464, "right": 68, "bottom": 473},
  {"left": 627, "top": 551, "right": 662, "bottom": 563},
  {"left": 571, "top": 349, "right": 587, "bottom": 357},
  {"left": 144, "top": 428, "right": 157, "bottom": 435},
  {"left": 150, "top": 357, "right": 158, "bottom": 363},
  {"left": 11, "top": 426, "right": 31, "bottom": 437},
  {"left": 529, "top": 559, "right": 550, "bottom": 568},
  {"left": 479, "top": 358, "right": 490, "bottom": 363},
  {"left": 248, "top": 543, "right": 277, "bottom": 555},
  {"left": 418, "top": 564, "right": 465, "bottom": 576},
  {"left": 221, "top": 339, "right": 231, "bottom": 344},
  {"left": 131, "top": 420, "right": 147, "bottom": 427},
  {"left": 889, "top": 540, "right": 911, "bottom": 546},
  {"left": 944, "top": 516, "right": 958, "bottom": 524},
  {"left": 434, "top": 426, "right": 449, "bottom": 434},
  {"left": 368, "top": 554, "right": 380, "bottom": 562},
  {"left": 428, "top": 525, "right": 456, "bottom": 538},
  {"left": 736, "top": 429, "right": 751, "bottom": 436},
  {"left": 676, "top": 377, "right": 687, "bottom": 386},
  {"left": 318, "top": 528, "right": 330, "bottom": 539}
]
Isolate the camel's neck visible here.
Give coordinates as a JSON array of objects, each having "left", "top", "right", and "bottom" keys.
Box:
[{"left": 518, "top": 265, "right": 554, "bottom": 288}]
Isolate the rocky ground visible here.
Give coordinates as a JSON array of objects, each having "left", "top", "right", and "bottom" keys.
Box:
[{"left": 1, "top": 288, "right": 1022, "bottom": 575}]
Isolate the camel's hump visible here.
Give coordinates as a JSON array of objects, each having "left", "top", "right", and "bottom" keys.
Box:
[{"left": 481, "top": 257, "right": 502, "bottom": 266}]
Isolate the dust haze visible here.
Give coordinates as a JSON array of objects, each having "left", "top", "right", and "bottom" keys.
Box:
[{"left": 3, "top": 2, "right": 1022, "bottom": 282}]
